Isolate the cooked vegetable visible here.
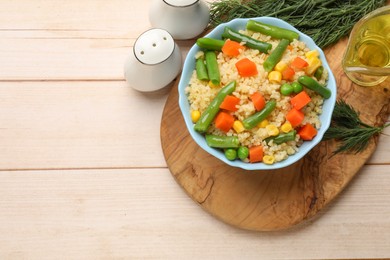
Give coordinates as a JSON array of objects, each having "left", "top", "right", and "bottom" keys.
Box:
[
  {"left": 237, "top": 146, "right": 249, "bottom": 160},
  {"left": 224, "top": 148, "right": 237, "bottom": 160},
  {"left": 191, "top": 110, "right": 201, "bottom": 123},
  {"left": 268, "top": 71, "right": 282, "bottom": 84},
  {"left": 222, "top": 39, "right": 245, "bottom": 56},
  {"left": 235, "top": 58, "right": 258, "bottom": 77},
  {"left": 220, "top": 95, "right": 240, "bottom": 112},
  {"left": 258, "top": 119, "right": 269, "bottom": 128},
  {"left": 266, "top": 124, "right": 279, "bottom": 136},
  {"left": 306, "top": 57, "right": 322, "bottom": 75},
  {"left": 298, "top": 75, "right": 331, "bottom": 99},
  {"left": 281, "top": 66, "right": 295, "bottom": 81},
  {"left": 205, "top": 51, "right": 221, "bottom": 86},
  {"left": 280, "top": 83, "right": 293, "bottom": 96},
  {"left": 215, "top": 111, "right": 235, "bottom": 132},
  {"left": 281, "top": 122, "right": 293, "bottom": 133},
  {"left": 196, "top": 57, "right": 209, "bottom": 81},
  {"left": 221, "top": 27, "right": 272, "bottom": 53},
  {"left": 298, "top": 123, "right": 318, "bottom": 140},
  {"left": 194, "top": 81, "right": 236, "bottom": 133},
  {"left": 305, "top": 49, "right": 320, "bottom": 59},
  {"left": 273, "top": 130, "right": 297, "bottom": 144},
  {"left": 251, "top": 92, "right": 265, "bottom": 111},
  {"left": 291, "top": 57, "right": 309, "bottom": 69},
  {"left": 292, "top": 81, "right": 303, "bottom": 93},
  {"left": 324, "top": 99, "right": 390, "bottom": 155},
  {"left": 205, "top": 134, "right": 240, "bottom": 148},
  {"left": 246, "top": 20, "right": 299, "bottom": 41},
  {"left": 290, "top": 90, "right": 311, "bottom": 110},
  {"left": 249, "top": 145, "right": 264, "bottom": 163},
  {"left": 314, "top": 66, "right": 324, "bottom": 80},
  {"left": 263, "top": 38, "right": 290, "bottom": 72},
  {"left": 196, "top": 37, "right": 225, "bottom": 51},
  {"left": 286, "top": 108, "right": 304, "bottom": 128},
  {"left": 209, "top": 0, "right": 387, "bottom": 48},
  {"left": 265, "top": 130, "right": 297, "bottom": 144},
  {"left": 233, "top": 120, "right": 245, "bottom": 133},
  {"left": 274, "top": 61, "right": 288, "bottom": 72},
  {"left": 262, "top": 155, "right": 275, "bottom": 165},
  {"left": 243, "top": 100, "right": 276, "bottom": 129}
]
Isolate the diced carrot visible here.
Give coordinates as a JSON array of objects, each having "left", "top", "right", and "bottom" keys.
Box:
[
  {"left": 287, "top": 45, "right": 293, "bottom": 51},
  {"left": 291, "top": 57, "right": 309, "bottom": 69},
  {"left": 220, "top": 95, "right": 240, "bottom": 112},
  {"left": 235, "top": 58, "right": 258, "bottom": 77},
  {"left": 215, "top": 111, "right": 235, "bottom": 132},
  {"left": 222, "top": 39, "right": 245, "bottom": 57},
  {"left": 298, "top": 123, "right": 318, "bottom": 140},
  {"left": 249, "top": 145, "right": 264, "bottom": 163},
  {"left": 290, "top": 90, "right": 311, "bottom": 110},
  {"left": 251, "top": 92, "right": 265, "bottom": 111},
  {"left": 286, "top": 108, "right": 304, "bottom": 128},
  {"left": 282, "top": 66, "right": 295, "bottom": 81}
]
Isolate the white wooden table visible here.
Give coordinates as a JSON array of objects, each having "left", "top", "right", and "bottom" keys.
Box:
[{"left": 0, "top": 1, "right": 389, "bottom": 259}]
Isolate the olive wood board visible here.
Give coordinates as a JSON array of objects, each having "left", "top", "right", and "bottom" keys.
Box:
[{"left": 160, "top": 36, "right": 390, "bottom": 231}]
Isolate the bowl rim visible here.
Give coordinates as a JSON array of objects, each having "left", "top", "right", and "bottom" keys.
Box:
[{"left": 178, "top": 16, "right": 337, "bottom": 170}]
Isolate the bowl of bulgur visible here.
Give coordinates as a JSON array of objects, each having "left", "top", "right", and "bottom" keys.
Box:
[{"left": 178, "top": 17, "right": 336, "bottom": 170}]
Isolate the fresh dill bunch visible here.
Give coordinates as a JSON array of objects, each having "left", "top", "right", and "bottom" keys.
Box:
[
  {"left": 209, "top": 0, "right": 387, "bottom": 48},
  {"left": 323, "top": 100, "right": 390, "bottom": 155}
]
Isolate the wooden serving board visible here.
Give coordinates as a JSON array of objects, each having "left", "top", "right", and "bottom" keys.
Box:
[{"left": 160, "top": 37, "right": 390, "bottom": 231}]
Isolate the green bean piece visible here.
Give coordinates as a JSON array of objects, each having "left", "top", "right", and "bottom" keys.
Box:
[
  {"left": 196, "top": 38, "right": 225, "bottom": 51},
  {"left": 263, "top": 38, "right": 290, "bottom": 72},
  {"left": 221, "top": 27, "right": 272, "bottom": 53},
  {"left": 314, "top": 66, "right": 324, "bottom": 80},
  {"left": 194, "top": 81, "right": 236, "bottom": 133},
  {"left": 205, "top": 51, "right": 221, "bottom": 86},
  {"left": 265, "top": 130, "right": 297, "bottom": 145},
  {"left": 205, "top": 134, "right": 240, "bottom": 149},
  {"left": 292, "top": 82, "right": 303, "bottom": 93},
  {"left": 196, "top": 57, "right": 209, "bottom": 81},
  {"left": 246, "top": 20, "right": 299, "bottom": 42},
  {"left": 280, "top": 83, "right": 293, "bottom": 96},
  {"left": 237, "top": 146, "right": 249, "bottom": 160},
  {"left": 298, "top": 75, "right": 331, "bottom": 99},
  {"left": 224, "top": 148, "right": 237, "bottom": 161},
  {"left": 242, "top": 100, "right": 277, "bottom": 130}
]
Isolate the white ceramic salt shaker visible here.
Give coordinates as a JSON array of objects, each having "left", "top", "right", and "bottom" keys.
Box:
[
  {"left": 149, "top": 0, "right": 210, "bottom": 40},
  {"left": 124, "top": 28, "right": 182, "bottom": 92}
]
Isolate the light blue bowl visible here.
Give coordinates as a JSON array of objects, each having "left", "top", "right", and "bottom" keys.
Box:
[{"left": 178, "top": 17, "right": 337, "bottom": 170}]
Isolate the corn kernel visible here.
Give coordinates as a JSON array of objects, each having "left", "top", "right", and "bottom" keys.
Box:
[
  {"left": 305, "top": 49, "right": 319, "bottom": 59},
  {"left": 274, "top": 61, "right": 288, "bottom": 72},
  {"left": 257, "top": 119, "right": 269, "bottom": 128},
  {"left": 191, "top": 110, "right": 201, "bottom": 123},
  {"left": 268, "top": 71, "right": 282, "bottom": 84},
  {"left": 281, "top": 122, "right": 293, "bottom": 133},
  {"left": 263, "top": 155, "right": 275, "bottom": 165},
  {"left": 306, "top": 57, "right": 322, "bottom": 75},
  {"left": 233, "top": 120, "right": 245, "bottom": 133},
  {"left": 266, "top": 124, "right": 279, "bottom": 136},
  {"left": 208, "top": 81, "right": 219, "bottom": 88}
]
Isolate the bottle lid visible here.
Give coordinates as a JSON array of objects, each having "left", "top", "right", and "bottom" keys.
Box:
[{"left": 133, "top": 28, "right": 175, "bottom": 65}]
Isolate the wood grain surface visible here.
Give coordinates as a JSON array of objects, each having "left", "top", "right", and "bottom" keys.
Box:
[{"left": 161, "top": 37, "right": 390, "bottom": 231}]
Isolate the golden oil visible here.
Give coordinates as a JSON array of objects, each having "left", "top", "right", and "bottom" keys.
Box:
[{"left": 342, "top": 6, "right": 390, "bottom": 86}]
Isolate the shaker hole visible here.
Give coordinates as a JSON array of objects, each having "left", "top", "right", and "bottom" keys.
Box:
[
  {"left": 152, "top": 43, "right": 157, "bottom": 47},
  {"left": 163, "top": 37, "right": 167, "bottom": 40},
  {"left": 140, "top": 51, "right": 145, "bottom": 55}
]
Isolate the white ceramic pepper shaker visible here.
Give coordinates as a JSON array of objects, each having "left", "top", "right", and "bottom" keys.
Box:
[
  {"left": 149, "top": 0, "right": 210, "bottom": 40},
  {"left": 124, "top": 28, "right": 182, "bottom": 92}
]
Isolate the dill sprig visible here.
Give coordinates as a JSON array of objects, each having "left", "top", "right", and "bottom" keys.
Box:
[
  {"left": 209, "top": 0, "right": 387, "bottom": 48},
  {"left": 323, "top": 100, "right": 390, "bottom": 155}
]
